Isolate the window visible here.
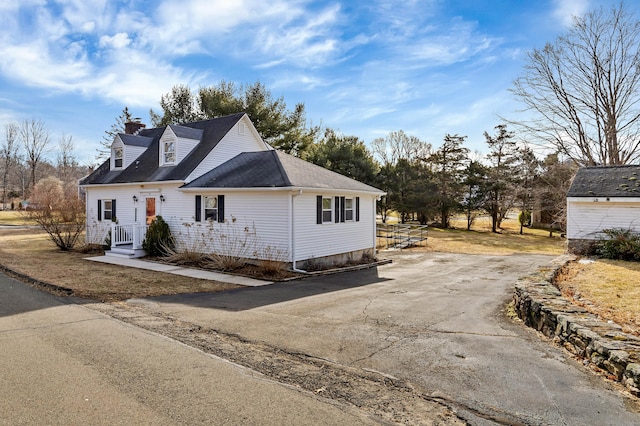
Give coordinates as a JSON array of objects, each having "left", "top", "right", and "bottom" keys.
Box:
[
  {"left": 97, "top": 199, "right": 117, "bottom": 222},
  {"left": 196, "top": 195, "right": 225, "bottom": 223},
  {"left": 204, "top": 196, "right": 218, "bottom": 221},
  {"left": 103, "top": 200, "right": 112, "bottom": 220},
  {"left": 317, "top": 195, "right": 358, "bottom": 224},
  {"left": 322, "top": 197, "right": 332, "bottom": 222},
  {"left": 114, "top": 148, "right": 123, "bottom": 168},
  {"left": 163, "top": 141, "right": 175, "bottom": 164},
  {"left": 345, "top": 198, "right": 354, "bottom": 221}
]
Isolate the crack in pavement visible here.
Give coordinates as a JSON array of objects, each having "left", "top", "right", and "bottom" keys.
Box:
[
  {"left": 0, "top": 317, "right": 103, "bottom": 335},
  {"left": 90, "top": 301, "right": 468, "bottom": 425}
]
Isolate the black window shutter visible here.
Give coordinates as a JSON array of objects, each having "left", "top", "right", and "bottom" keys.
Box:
[
  {"left": 316, "top": 196, "right": 322, "bottom": 224},
  {"left": 97, "top": 200, "right": 102, "bottom": 221},
  {"left": 195, "top": 195, "right": 201, "bottom": 222},
  {"left": 340, "top": 196, "right": 346, "bottom": 223},
  {"left": 356, "top": 197, "right": 360, "bottom": 222},
  {"left": 334, "top": 196, "right": 340, "bottom": 223},
  {"left": 111, "top": 199, "right": 116, "bottom": 220},
  {"left": 217, "top": 195, "right": 225, "bottom": 223}
]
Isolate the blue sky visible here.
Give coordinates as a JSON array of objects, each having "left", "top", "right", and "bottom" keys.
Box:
[{"left": 0, "top": 0, "right": 625, "bottom": 165}]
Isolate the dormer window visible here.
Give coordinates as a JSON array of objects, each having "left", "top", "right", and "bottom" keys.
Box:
[
  {"left": 114, "top": 148, "right": 123, "bottom": 168},
  {"left": 163, "top": 141, "right": 176, "bottom": 164}
]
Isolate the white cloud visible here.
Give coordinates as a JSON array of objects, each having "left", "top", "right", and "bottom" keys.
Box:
[
  {"left": 552, "top": 0, "right": 589, "bottom": 27},
  {"left": 99, "top": 32, "right": 131, "bottom": 49}
]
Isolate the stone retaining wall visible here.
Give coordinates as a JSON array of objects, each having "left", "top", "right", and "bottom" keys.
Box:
[{"left": 513, "top": 256, "right": 640, "bottom": 397}]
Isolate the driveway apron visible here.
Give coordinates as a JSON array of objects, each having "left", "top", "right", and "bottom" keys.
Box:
[{"left": 131, "top": 252, "right": 640, "bottom": 425}]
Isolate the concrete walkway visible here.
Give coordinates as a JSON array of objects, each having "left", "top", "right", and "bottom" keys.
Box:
[{"left": 85, "top": 256, "right": 274, "bottom": 287}]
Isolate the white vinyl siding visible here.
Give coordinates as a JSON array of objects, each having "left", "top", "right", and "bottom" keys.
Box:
[
  {"left": 158, "top": 127, "right": 200, "bottom": 167},
  {"left": 186, "top": 117, "right": 270, "bottom": 182},
  {"left": 294, "top": 193, "right": 375, "bottom": 261},
  {"left": 567, "top": 198, "right": 640, "bottom": 240},
  {"left": 111, "top": 135, "right": 147, "bottom": 170},
  {"left": 160, "top": 190, "right": 290, "bottom": 259}
]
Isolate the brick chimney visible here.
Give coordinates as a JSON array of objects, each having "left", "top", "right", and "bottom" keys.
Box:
[{"left": 125, "top": 121, "right": 146, "bottom": 135}]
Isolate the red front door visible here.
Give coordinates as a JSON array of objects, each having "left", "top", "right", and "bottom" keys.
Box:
[{"left": 146, "top": 197, "right": 156, "bottom": 225}]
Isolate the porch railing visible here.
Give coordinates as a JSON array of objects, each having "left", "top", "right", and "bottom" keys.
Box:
[{"left": 111, "top": 223, "right": 148, "bottom": 250}]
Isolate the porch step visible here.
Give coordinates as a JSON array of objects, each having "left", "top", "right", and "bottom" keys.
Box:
[{"left": 106, "top": 247, "right": 147, "bottom": 259}]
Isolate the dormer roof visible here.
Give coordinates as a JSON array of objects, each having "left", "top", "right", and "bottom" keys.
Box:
[
  {"left": 167, "top": 125, "right": 203, "bottom": 140},
  {"left": 118, "top": 134, "right": 153, "bottom": 148},
  {"left": 80, "top": 112, "right": 247, "bottom": 185}
]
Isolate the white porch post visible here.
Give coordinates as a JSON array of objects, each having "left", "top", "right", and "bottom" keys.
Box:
[{"left": 110, "top": 223, "right": 116, "bottom": 249}]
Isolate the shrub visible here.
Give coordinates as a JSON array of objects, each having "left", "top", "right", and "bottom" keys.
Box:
[
  {"left": 160, "top": 223, "right": 208, "bottom": 265},
  {"left": 143, "top": 216, "right": 174, "bottom": 256},
  {"left": 25, "top": 177, "right": 85, "bottom": 251},
  {"left": 205, "top": 218, "right": 258, "bottom": 271},
  {"left": 257, "top": 245, "right": 289, "bottom": 276},
  {"left": 596, "top": 228, "right": 640, "bottom": 261},
  {"left": 518, "top": 210, "right": 532, "bottom": 227}
]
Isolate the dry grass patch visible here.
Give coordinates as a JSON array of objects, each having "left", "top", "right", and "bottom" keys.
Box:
[
  {"left": 389, "top": 216, "right": 565, "bottom": 256},
  {"left": 0, "top": 211, "right": 36, "bottom": 226},
  {"left": 0, "top": 228, "right": 239, "bottom": 302},
  {"left": 556, "top": 259, "right": 640, "bottom": 336}
]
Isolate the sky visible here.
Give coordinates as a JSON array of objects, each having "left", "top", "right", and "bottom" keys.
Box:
[{"left": 0, "top": 0, "right": 627, "bottom": 166}]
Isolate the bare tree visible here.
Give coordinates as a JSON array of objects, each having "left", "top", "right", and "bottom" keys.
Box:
[
  {"left": 1, "top": 123, "right": 20, "bottom": 209},
  {"left": 57, "top": 133, "right": 79, "bottom": 184},
  {"left": 371, "top": 130, "right": 431, "bottom": 165},
  {"left": 511, "top": 3, "right": 640, "bottom": 165},
  {"left": 19, "top": 119, "right": 50, "bottom": 193}
]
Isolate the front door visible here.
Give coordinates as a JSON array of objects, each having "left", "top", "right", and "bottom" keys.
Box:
[{"left": 146, "top": 197, "right": 156, "bottom": 225}]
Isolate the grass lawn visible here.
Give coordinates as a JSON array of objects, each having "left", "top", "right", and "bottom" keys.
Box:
[
  {"left": 0, "top": 210, "right": 36, "bottom": 226},
  {"left": 379, "top": 215, "right": 566, "bottom": 256},
  {"left": 0, "top": 227, "right": 239, "bottom": 302},
  {"left": 556, "top": 259, "right": 640, "bottom": 336}
]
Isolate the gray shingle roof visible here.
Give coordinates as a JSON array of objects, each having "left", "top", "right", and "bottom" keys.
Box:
[
  {"left": 168, "top": 124, "right": 203, "bottom": 140},
  {"left": 80, "top": 113, "right": 245, "bottom": 185},
  {"left": 119, "top": 134, "right": 153, "bottom": 147},
  {"left": 182, "top": 150, "right": 383, "bottom": 193},
  {"left": 567, "top": 165, "right": 640, "bottom": 197}
]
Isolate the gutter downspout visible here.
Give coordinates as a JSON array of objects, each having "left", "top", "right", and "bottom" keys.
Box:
[{"left": 291, "top": 189, "right": 306, "bottom": 273}]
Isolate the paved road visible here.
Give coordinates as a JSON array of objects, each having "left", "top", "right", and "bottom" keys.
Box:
[
  {"left": 132, "top": 252, "right": 640, "bottom": 425},
  {"left": 0, "top": 273, "right": 374, "bottom": 425}
]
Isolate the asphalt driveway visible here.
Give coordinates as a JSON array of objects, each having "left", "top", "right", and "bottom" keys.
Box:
[{"left": 126, "top": 251, "right": 640, "bottom": 425}]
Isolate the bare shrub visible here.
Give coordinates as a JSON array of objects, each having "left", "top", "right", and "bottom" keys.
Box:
[
  {"left": 257, "top": 245, "right": 289, "bottom": 276},
  {"left": 160, "top": 223, "right": 208, "bottom": 265},
  {"left": 25, "top": 176, "right": 85, "bottom": 251},
  {"left": 205, "top": 217, "right": 258, "bottom": 271}
]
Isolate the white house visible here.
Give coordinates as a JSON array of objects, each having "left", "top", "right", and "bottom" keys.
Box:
[
  {"left": 566, "top": 165, "right": 640, "bottom": 253},
  {"left": 80, "top": 113, "right": 384, "bottom": 269}
]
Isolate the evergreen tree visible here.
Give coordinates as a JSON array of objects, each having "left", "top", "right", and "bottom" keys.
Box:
[
  {"left": 306, "top": 128, "right": 378, "bottom": 187},
  {"left": 97, "top": 107, "right": 139, "bottom": 162},
  {"left": 483, "top": 124, "right": 520, "bottom": 233},
  {"left": 427, "top": 134, "right": 469, "bottom": 227}
]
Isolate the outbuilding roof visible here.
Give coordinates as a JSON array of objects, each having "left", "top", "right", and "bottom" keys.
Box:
[
  {"left": 181, "top": 150, "right": 383, "bottom": 193},
  {"left": 567, "top": 165, "right": 640, "bottom": 197}
]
